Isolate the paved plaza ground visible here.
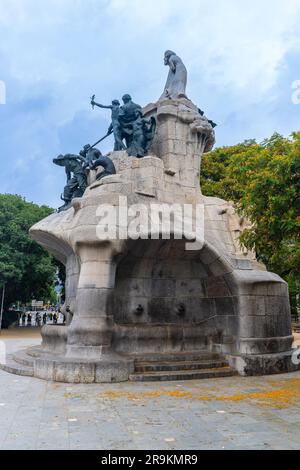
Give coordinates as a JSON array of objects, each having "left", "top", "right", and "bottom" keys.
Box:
[{"left": 0, "top": 329, "right": 299, "bottom": 450}]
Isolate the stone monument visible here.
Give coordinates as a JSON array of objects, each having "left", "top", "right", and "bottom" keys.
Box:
[{"left": 2, "top": 51, "right": 299, "bottom": 383}]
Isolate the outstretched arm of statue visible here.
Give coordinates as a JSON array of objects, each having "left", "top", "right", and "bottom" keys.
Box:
[{"left": 91, "top": 99, "right": 112, "bottom": 110}]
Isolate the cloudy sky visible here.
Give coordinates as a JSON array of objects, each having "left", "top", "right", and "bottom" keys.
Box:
[{"left": 0, "top": 0, "right": 299, "bottom": 208}]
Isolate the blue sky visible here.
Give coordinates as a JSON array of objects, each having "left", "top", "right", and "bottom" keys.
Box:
[{"left": 0, "top": 0, "right": 299, "bottom": 208}]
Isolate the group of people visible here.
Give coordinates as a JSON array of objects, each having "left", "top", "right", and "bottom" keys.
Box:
[{"left": 20, "top": 311, "right": 65, "bottom": 327}]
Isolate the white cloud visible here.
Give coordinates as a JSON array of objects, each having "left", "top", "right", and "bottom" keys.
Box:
[
  {"left": 0, "top": 0, "right": 300, "bottom": 205},
  {"left": 105, "top": 0, "right": 300, "bottom": 92}
]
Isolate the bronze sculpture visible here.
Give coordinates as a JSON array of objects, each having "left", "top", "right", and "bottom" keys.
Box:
[
  {"left": 53, "top": 154, "right": 87, "bottom": 212},
  {"left": 91, "top": 94, "right": 156, "bottom": 158},
  {"left": 127, "top": 109, "right": 156, "bottom": 158},
  {"left": 90, "top": 97, "right": 125, "bottom": 151},
  {"left": 90, "top": 152, "right": 116, "bottom": 181}
]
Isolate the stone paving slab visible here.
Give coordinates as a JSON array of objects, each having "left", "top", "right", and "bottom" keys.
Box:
[{"left": 0, "top": 330, "right": 299, "bottom": 450}]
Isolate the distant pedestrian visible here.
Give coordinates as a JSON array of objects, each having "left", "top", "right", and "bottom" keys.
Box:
[
  {"left": 43, "top": 313, "right": 47, "bottom": 325},
  {"left": 27, "top": 313, "right": 32, "bottom": 326},
  {"left": 36, "top": 313, "right": 41, "bottom": 327},
  {"left": 53, "top": 313, "right": 58, "bottom": 325},
  {"left": 22, "top": 313, "right": 26, "bottom": 326}
]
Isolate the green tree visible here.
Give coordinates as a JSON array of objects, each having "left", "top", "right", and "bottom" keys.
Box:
[
  {"left": 0, "top": 194, "right": 57, "bottom": 309},
  {"left": 202, "top": 132, "right": 300, "bottom": 315}
]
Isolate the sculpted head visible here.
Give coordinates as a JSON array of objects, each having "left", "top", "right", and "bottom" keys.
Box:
[
  {"left": 122, "top": 94, "right": 132, "bottom": 104},
  {"left": 53, "top": 154, "right": 66, "bottom": 166},
  {"left": 164, "top": 50, "right": 176, "bottom": 65},
  {"left": 112, "top": 99, "right": 120, "bottom": 106}
]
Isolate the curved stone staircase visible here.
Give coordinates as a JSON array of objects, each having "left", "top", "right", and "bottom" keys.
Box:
[
  {"left": 0, "top": 348, "right": 37, "bottom": 377},
  {"left": 129, "top": 351, "right": 237, "bottom": 382},
  {"left": 0, "top": 348, "right": 237, "bottom": 382}
]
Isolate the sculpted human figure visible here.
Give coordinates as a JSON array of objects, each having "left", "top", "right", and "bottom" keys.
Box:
[
  {"left": 53, "top": 154, "right": 87, "bottom": 212},
  {"left": 128, "top": 109, "right": 157, "bottom": 157},
  {"left": 79, "top": 144, "right": 106, "bottom": 170},
  {"left": 90, "top": 151, "right": 116, "bottom": 181},
  {"left": 119, "top": 94, "right": 142, "bottom": 121},
  {"left": 115, "top": 94, "right": 142, "bottom": 149},
  {"left": 89, "top": 93, "right": 156, "bottom": 157},
  {"left": 79, "top": 144, "right": 95, "bottom": 169},
  {"left": 128, "top": 109, "right": 146, "bottom": 157},
  {"left": 90, "top": 97, "right": 125, "bottom": 150},
  {"left": 118, "top": 94, "right": 142, "bottom": 139},
  {"left": 160, "top": 50, "right": 188, "bottom": 100}
]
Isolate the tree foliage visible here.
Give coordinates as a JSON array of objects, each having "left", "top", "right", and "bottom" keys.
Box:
[
  {"left": 0, "top": 194, "right": 57, "bottom": 308},
  {"left": 201, "top": 132, "right": 300, "bottom": 312}
]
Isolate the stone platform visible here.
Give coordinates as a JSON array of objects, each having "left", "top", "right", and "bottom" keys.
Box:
[{"left": 2, "top": 347, "right": 238, "bottom": 383}]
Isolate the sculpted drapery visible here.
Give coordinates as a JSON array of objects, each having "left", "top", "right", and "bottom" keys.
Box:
[{"left": 160, "top": 50, "right": 187, "bottom": 100}]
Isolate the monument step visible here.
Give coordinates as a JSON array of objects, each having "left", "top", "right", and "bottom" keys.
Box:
[
  {"left": 13, "top": 350, "right": 35, "bottom": 367},
  {"left": 26, "top": 346, "right": 43, "bottom": 358},
  {"left": 135, "top": 359, "right": 228, "bottom": 373},
  {"left": 0, "top": 356, "right": 34, "bottom": 377},
  {"left": 130, "top": 351, "right": 222, "bottom": 363},
  {"left": 129, "top": 366, "right": 237, "bottom": 382}
]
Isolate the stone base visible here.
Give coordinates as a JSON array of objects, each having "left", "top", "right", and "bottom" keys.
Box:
[
  {"left": 40, "top": 325, "right": 68, "bottom": 355},
  {"left": 227, "top": 349, "right": 300, "bottom": 376},
  {"left": 34, "top": 355, "right": 134, "bottom": 383},
  {"left": 5, "top": 346, "right": 135, "bottom": 383},
  {"left": 1, "top": 345, "right": 299, "bottom": 382}
]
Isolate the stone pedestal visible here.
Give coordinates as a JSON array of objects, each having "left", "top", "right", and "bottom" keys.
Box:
[
  {"left": 5, "top": 98, "right": 298, "bottom": 383},
  {"left": 144, "top": 98, "right": 215, "bottom": 188}
]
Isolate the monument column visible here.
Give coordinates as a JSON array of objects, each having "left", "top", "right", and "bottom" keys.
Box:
[
  {"left": 144, "top": 98, "right": 215, "bottom": 189},
  {"left": 65, "top": 242, "right": 116, "bottom": 359}
]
